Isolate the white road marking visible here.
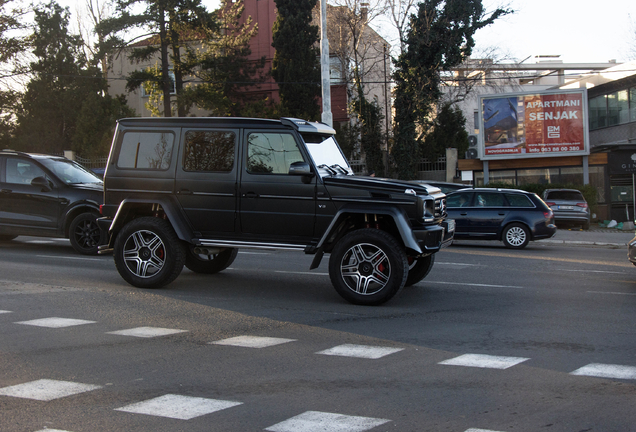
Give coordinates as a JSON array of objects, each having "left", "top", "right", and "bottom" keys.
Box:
[
  {"left": 212, "top": 335, "right": 296, "bottom": 348},
  {"left": 465, "top": 429, "right": 506, "bottom": 432},
  {"left": 316, "top": 344, "right": 404, "bottom": 359},
  {"left": 427, "top": 281, "right": 523, "bottom": 289},
  {"left": 106, "top": 327, "right": 188, "bottom": 338},
  {"left": 587, "top": 291, "right": 636, "bottom": 296},
  {"left": 34, "top": 429, "right": 73, "bottom": 432},
  {"left": 0, "top": 379, "right": 102, "bottom": 401},
  {"left": 0, "top": 310, "right": 11, "bottom": 314},
  {"left": 275, "top": 270, "right": 329, "bottom": 276},
  {"left": 559, "top": 269, "right": 624, "bottom": 274},
  {"left": 14, "top": 317, "right": 96, "bottom": 328},
  {"left": 570, "top": 363, "right": 636, "bottom": 380},
  {"left": 265, "top": 410, "right": 391, "bottom": 432},
  {"left": 37, "top": 255, "right": 103, "bottom": 262},
  {"left": 115, "top": 394, "right": 242, "bottom": 420},
  {"left": 439, "top": 354, "right": 529, "bottom": 370},
  {"left": 436, "top": 262, "right": 483, "bottom": 266}
]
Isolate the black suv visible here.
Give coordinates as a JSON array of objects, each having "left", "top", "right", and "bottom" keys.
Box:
[
  {"left": 0, "top": 150, "right": 104, "bottom": 254},
  {"left": 98, "top": 117, "right": 453, "bottom": 305}
]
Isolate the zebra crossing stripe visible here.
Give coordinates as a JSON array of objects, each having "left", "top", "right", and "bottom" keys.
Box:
[
  {"left": 106, "top": 327, "right": 188, "bottom": 338},
  {"left": 14, "top": 317, "right": 96, "bottom": 328},
  {"left": 265, "top": 410, "right": 391, "bottom": 432},
  {"left": 212, "top": 335, "right": 297, "bottom": 348},
  {"left": 0, "top": 379, "right": 102, "bottom": 401},
  {"left": 115, "top": 394, "right": 242, "bottom": 420},
  {"left": 439, "top": 354, "right": 529, "bottom": 369},
  {"left": 316, "top": 344, "right": 404, "bottom": 359},
  {"left": 570, "top": 363, "right": 636, "bottom": 380}
]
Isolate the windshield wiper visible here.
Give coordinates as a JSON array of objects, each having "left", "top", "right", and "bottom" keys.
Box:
[
  {"left": 330, "top": 164, "right": 350, "bottom": 175},
  {"left": 317, "top": 164, "right": 337, "bottom": 175}
]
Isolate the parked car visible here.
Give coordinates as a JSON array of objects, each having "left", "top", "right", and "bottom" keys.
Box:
[
  {"left": 542, "top": 189, "right": 590, "bottom": 230},
  {"left": 446, "top": 188, "right": 556, "bottom": 249},
  {"left": 628, "top": 235, "right": 636, "bottom": 266},
  {"left": 0, "top": 150, "right": 104, "bottom": 254},
  {"left": 409, "top": 180, "right": 471, "bottom": 195},
  {"left": 97, "top": 117, "right": 454, "bottom": 305}
]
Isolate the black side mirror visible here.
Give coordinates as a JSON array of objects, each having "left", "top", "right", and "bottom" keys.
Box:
[
  {"left": 31, "top": 176, "right": 52, "bottom": 192},
  {"left": 288, "top": 161, "right": 314, "bottom": 176}
]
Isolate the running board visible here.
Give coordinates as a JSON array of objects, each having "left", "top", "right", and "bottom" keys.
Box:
[{"left": 198, "top": 239, "right": 307, "bottom": 251}]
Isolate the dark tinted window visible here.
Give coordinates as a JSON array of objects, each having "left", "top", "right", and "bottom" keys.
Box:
[
  {"left": 545, "top": 190, "right": 585, "bottom": 201},
  {"left": 5, "top": 158, "right": 46, "bottom": 185},
  {"left": 247, "top": 132, "right": 304, "bottom": 174},
  {"left": 118, "top": 131, "right": 174, "bottom": 170},
  {"left": 183, "top": 130, "right": 235, "bottom": 172},
  {"left": 474, "top": 192, "right": 506, "bottom": 207},
  {"left": 447, "top": 192, "right": 472, "bottom": 207},
  {"left": 505, "top": 193, "right": 534, "bottom": 207}
]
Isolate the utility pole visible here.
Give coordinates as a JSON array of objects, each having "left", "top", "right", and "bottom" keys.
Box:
[{"left": 320, "top": 0, "right": 332, "bottom": 127}]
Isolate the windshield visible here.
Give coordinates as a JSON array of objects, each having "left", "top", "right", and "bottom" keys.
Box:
[
  {"left": 305, "top": 136, "right": 353, "bottom": 177},
  {"left": 39, "top": 158, "right": 102, "bottom": 184}
]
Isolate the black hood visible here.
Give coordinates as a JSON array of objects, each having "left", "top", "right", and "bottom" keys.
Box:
[{"left": 323, "top": 175, "right": 443, "bottom": 196}]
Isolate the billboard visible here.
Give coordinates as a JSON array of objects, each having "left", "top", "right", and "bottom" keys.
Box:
[{"left": 479, "top": 89, "right": 589, "bottom": 160}]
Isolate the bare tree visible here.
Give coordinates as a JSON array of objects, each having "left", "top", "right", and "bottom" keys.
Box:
[{"left": 383, "top": 0, "right": 415, "bottom": 56}]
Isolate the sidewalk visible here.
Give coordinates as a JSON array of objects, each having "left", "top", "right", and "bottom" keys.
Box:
[{"left": 538, "top": 225, "right": 635, "bottom": 247}]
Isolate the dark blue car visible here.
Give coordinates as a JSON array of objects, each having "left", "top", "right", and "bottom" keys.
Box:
[{"left": 446, "top": 188, "right": 557, "bottom": 249}]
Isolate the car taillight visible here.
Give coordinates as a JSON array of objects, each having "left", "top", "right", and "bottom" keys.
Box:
[
  {"left": 576, "top": 202, "right": 588, "bottom": 208},
  {"left": 544, "top": 210, "right": 553, "bottom": 220},
  {"left": 99, "top": 204, "right": 104, "bottom": 215},
  {"left": 545, "top": 202, "right": 555, "bottom": 207}
]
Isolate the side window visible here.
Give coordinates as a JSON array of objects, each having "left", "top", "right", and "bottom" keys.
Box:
[
  {"left": 183, "top": 130, "right": 235, "bottom": 172},
  {"left": 475, "top": 192, "right": 506, "bottom": 207},
  {"left": 246, "top": 132, "right": 305, "bottom": 174},
  {"left": 447, "top": 192, "right": 472, "bottom": 208},
  {"left": 117, "top": 131, "right": 174, "bottom": 170},
  {"left": 505, "top": 193, "right": 534, "bottom": 207},
  {"left": 5, "top": 158, "right": 46, "bottom": 185}
]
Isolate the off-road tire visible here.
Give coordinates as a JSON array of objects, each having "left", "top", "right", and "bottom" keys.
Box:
[
  {"left": 185, "top": 248, "right": 238, "bottom": 274},
  {"left": 113, "top": 217, "right": 185, "bottom": 288},
  {"left": 405, "top": 254, "right": 435, "bottom": 287},
  {"left": 329, "top": 228, "right": 408, "bottom": 305}
]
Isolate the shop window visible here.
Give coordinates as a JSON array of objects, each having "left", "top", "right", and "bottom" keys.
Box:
[
  {"left": 517, "top": 168, "right": 559, "bottom": 185},
  {"left": 559, "top": 166, "right": 583, "bottom": 184},
  {"left": 630, "top": 88, "right": 636, "bottom": 122},
  {"left": 589, "top": 166, "right": 606, "bottom": 204},
  {"left": 618, "top": 90, "right": 630, "bottom": 124},
  {"left": 488, "top": 170, "right": 515, "bottom": 184}
]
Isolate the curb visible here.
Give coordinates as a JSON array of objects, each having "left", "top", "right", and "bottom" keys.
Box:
[{"left": 539, "top": 239, "right": 628, "bottom": 247}]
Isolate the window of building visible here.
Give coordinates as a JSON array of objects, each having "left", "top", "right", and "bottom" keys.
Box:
[
  {"left": 118, "top": 131, "right": 174, "bottom": 170},
  {"left": 141, "top": 70, "right": 176, "bottom": 97},
  {"left": 489, "top": 170, "right": 516, "bottom": 184},
  {"left": 589, "top": 95, "right": 607, "bottom": 129},
  {"left": 560, "top": 166, "right": 584, "bottom": 184},
  {"left": 517, "top": 168, "right": 559, "bottom": 185},
  {"left": 183, "top": 130, "right": 235, "bottom": 172},
  {"left": 589, "top": 165, "right": 606, "bottom": 204}
]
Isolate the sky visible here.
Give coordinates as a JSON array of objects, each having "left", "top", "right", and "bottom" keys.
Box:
[{"left": 57, "top": 0, "right": 636, "bottom": 65}]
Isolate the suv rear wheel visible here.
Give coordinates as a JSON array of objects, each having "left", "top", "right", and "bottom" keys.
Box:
[
  {"left": 185, "top": 248, "right": 238, "bottom": 274},
  {"left": 69, "top": 212, "right": 104, "bottom": 255},
  {"left": 329, "top": 229, "right": 408, "bottom": 305},
  {"left": 113, "top": 217, "right": 185, "bottom": 288}
]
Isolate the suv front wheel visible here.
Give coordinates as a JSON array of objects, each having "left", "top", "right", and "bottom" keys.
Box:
[
  {"left": 69, "top": 212, "right": 104, "bottom": 255},
  {"left": 113, "top": 217, "right": 185, "bottom": 288},
  {"left": 329, "top": 229, "right": 408, "bottom": 305}
]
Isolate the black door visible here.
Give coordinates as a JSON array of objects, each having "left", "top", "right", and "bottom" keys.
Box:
[
  {"left": 446, "top": 191, "right": 474, "bottom": 237},
  {"left": 469, "top": 191, "right": 509, "bottom": 237},
  {"left": 239, "top": 130, "right": 316, "bottom": 242},
  {"left": 175, "top": 129, "right": 239, "bottom": 236},
  {"left": 0, "top": 157, "right": 60, "bottom": 232}
]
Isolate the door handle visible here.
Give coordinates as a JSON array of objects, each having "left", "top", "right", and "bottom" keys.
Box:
[
  {"left": 1, "top": 189, "right": 11, "bottom": 193},
  {"left": 460, "top": 212, "right": 468, "bottom": 216},
  {"left": 178, "top": 189, "right": 193, "bottom": 195},
  {"left": 243, "top": 192, "right": 259, "bottom": 198}
]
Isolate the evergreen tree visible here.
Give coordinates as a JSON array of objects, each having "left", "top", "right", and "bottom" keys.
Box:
[
  {"left": 98, "top": 0, "right": 214, "bottom": 117},
  {"left": 12, "top": 1, "right": 132, "bottom": 157},
  {"left": 422, "top": 102, "right": 469, "bottom": 161},
  {"left": 271, "top": 0, "right": 321, "bottom": 120},
  {"left": 391, "top": 0, "right": 509, "bottom": 179},
  {"left": 353, "top": 94, "right": 385, "bottom": 176}
]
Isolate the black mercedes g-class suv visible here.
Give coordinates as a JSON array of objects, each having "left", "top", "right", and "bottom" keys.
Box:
[{"left": 98, "top": 117, "right": 453, "bottom": 305}]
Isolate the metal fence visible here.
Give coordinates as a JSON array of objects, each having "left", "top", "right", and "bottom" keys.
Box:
[{"left": 75, "top": 155, "right": 108, "bottom": 169}]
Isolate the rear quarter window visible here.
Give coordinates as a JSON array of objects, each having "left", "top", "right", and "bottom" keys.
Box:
[
  {"left": 117, "top": 131, "right": 174, "bottom": 170},
  {"left": 505, "top": 193, "right": 534, "bottom": 207}
]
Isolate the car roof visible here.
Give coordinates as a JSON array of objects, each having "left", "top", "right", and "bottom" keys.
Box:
[
  {"left": 0, "top": 150, "right": 64, "bottom": 160},
  {"left": 450, "top": 187, "right": 530, "bottom": 194}
]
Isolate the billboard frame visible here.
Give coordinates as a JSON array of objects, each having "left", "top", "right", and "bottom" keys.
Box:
[{"left": 478, "top": 88, "right": 589, "bottom": 161}]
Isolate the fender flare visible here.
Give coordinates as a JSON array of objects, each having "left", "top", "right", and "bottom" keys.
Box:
[
  {"left": 108, "top": 197, "right": 194, "bottom": 245},
  {"left": 310, "top": 204, "right": 421, "bottom": 270}
]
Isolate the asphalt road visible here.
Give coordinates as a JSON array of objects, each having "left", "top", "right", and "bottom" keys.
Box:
[{"left": 0, "top": 236, "right": 635, "bottom": 432}]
